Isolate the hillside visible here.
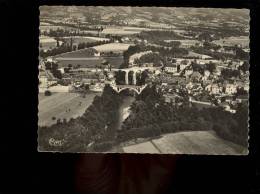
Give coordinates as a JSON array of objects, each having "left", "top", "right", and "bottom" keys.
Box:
[
  {"left": 40, "top": 6, "right": 249, "bottom": 26},
  {"left": 121, "top": 130, "right": 247, "bottom": 154}
]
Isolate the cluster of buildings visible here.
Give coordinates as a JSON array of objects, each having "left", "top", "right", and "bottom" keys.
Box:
[
  {"left": 39, "top": 13, "right": 249, "bottom": 115},
  {"left": 38, "top": 57, "right": 109, "bottom": 94},
  {"left": 147, "top": 55, "right": 249, "bottom": 113}
]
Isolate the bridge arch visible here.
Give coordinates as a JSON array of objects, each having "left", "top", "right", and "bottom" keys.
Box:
[{"left": 110, "top": 84, "right": 147, "bottom": 95}]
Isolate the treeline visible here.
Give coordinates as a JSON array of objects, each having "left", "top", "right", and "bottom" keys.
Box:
[
  {"left": 39, "top": 44, "right": 71, "bottom": 58},
  {"left": 121, "top": 44, "right": 188, "bottom": 68},
  {"left": 184, "top": 26, "right": 248, "bottom": 40},
  {"left": 189, "top": 61, "right": 216, "bottom": 75},
  {"left": 45, "top": 61, "right": 62, "bottom": 79},
  {"left": 191, "top": 46, "right": 249, "bottom": 61},
  {"left": 221, "top": 68, "right": 240, "bottom": 79},
  {"left": 38, "top": 85, "right": 123, "bottom": 152},
  {"left": 157, "top": 40, "right": 182, "bottom": 48},
  {"left": 137, "top": 30, "right": 185, "bottom": 44},
  {"left": 41, "top": 27, "right": 101, "bottom": 37},
  {"left": 40, "top": 40, "right": 109, "bottom": 58},
  {"left": 77, "top": 40, "right": 111, "bottom": 50},
  {"left": 134, "top": 52, "right": 162, "bottom": 67},
  {"left": 117, "top": 85, "right": 248, "bottom": 147}
]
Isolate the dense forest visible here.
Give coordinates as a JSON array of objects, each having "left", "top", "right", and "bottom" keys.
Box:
[{"left": 117, "top": 85, "right": 248, "bottom": 147}]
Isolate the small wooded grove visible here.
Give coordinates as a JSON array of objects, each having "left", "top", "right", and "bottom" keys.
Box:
[
  {"left": 117, "top": 85, "right": 248, "bottom": 147},
  {"left": 120, "top": 44, "right": 188, "bottom": 68}
]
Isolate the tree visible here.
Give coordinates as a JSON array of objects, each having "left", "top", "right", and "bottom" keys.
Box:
[
  {"left": 45, "top": 62, "right": 52, "bottom": 70},
  {"left": 205, "top": 62, "right": 216, "bottom": 73},
  {"left": 171, "top": 41, "right": 181, "bottom": 48},
  {"left": 44, "top": 90, "right": 52, "bottom": 96},
  {"left": 52, "top": 69, "right": 62, "bottom": 79},
  {"left": 235, "top": 48, "right": 249, "bottom": 60},
  {"left": 221, "top": 69, "right": 240, "bottom": 79},
  {"left": 238, "top": 61, "right": 249, "bottom": 72},
  {"left": 236, "top": 87, "right": 248, "bottom": 96},
  {"left": 56, "top": 40, "right": 60, "bottom": 47},
  {"left": 198, "top": 32, "right": 213, "bottom": 42}
]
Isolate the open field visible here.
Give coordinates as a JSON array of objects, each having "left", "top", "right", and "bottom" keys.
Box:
[
  {"left": 39, "top": 36, "right": 59, "bottom": 50},
  {"left": 212, "top": 36, "right": 249, "bottom": 48},
  {"left": 39, "top": 36, "right": 56, "bottom": 43},
  {"left": 55, "top": 56, "right": 123, "bottom": 68},
  {"left": 123, "top": 141, "right": 160, "bottom": 153},
  {"left": 38, "top": 92, "right": 100, "bottom": 127},
  {"left": 93, "top": 43, "right": 133, "bottom": 52},
  {"left": 40, "top": 25, "right": 77, "bottom": 32},
  {"left": 121, "top": 130, "right": 247, "bottom": 154},
  {"left": 186, "top": 51, "right": 213, "bottom": 59},
  {"left": 101, "top": 27, "right": 143, "bottom": 35},
  {"left": 63, "top": 36, "right": 110, "bottom": 44},
  {"left": 82, "top": 30, "right": 99, "bottom": 35}
]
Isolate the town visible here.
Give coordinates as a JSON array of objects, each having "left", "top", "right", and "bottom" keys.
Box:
[{"left": 38, "top": 7, "right": 249, "bottom": 154}]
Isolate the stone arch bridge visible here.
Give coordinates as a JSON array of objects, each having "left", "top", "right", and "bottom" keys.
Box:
[
  {"left": 110, "top": 84, "right": 148, "bottom": 95},
  {"left": 107, "top": 66, "right": 161, "bottom": 94}
]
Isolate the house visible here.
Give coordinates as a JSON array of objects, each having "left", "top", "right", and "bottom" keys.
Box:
[
  {"left": 236, "top": 95, "right": 249, "bottom": 103},
  {"left": 154, "top": 69, "right": 161, "bottom": 75},
  {"left": 244, "top": 82, "right": 249, "bottom": 92},
  {"left": 186, "top": 81, "right": 194, "bottom": 90},
  {"left": 46, "top": 57, "right": 55, "bottom": 63},
  {"left": 225, "top": 96, "right": 235, "bottom": 104},
  {"left": 163, "top": 94, "right": 178, "bottom": 104},
  {"left": 121, "top": 37, "right": 130, "bottom": 42},
  {"left": 39, "top": 71, "right": 48, "bottom": 89},
  {"left": 204, "top": 70, "right": 211, "bottom": 78},
  {"left": 225, "top": 84, "right": 237, "bottom": 95},
  {"left": 90, "top": 83, "right": 105, "bottom": 92},
  {"left": 202, "top": 70, "right": 211, "bottom": 81},
  {"left": 165, "top": 62, "right": 179, "bottom": 73},
  {"left": 206, "top": 84, "right": 222, "bottom": 95},
  {"left": 94, "top": 52, "right": 101, "bottom": 57},
  {"left": 219, "top": 102, "right": 231, "bottom": 111},
  {"left": 58, "top": 68, "right": 65, "bottom": 74},
  {"left": 190, "top": 71, "right": 202, "bottom": 81},
  {"left": 184, "top": 68, "right": 193, "bottom": 77},
  {"left": 220, "top": 102, "right": 237, "bottom": 113}
]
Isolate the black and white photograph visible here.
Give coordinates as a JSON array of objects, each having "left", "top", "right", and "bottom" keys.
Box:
[{"left": 38, "top": 6, "right": 249, "bottom": 154}]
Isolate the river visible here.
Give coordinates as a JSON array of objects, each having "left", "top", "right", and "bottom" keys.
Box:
[{"left": 116, "top": 96, "right": 135, "bottom": 130}]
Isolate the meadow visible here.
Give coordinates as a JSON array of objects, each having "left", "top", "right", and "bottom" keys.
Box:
[
  {"left": 93, "top": 43, "right": 133, "bottom": 52},
  {"left": 55, "top": 56, "right": 123, "bottom": 69},
  {"left": 212, "top": 36, "right": 249, "bottom": 48},
  {"left": 38, "top": 92, "right": 99, "bottom": 127}
]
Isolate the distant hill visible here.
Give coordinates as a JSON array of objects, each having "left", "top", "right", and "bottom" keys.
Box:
[{"left": 40, "top": 6, "right": 249, "bottom": 25}]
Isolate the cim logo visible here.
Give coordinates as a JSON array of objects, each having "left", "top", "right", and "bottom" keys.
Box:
[{"left": 49, "top": 138, "right": 65, "bottom": 147}]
